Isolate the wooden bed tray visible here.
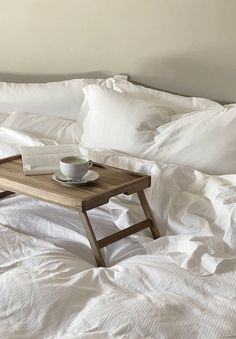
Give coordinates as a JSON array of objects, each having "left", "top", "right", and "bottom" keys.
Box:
[{"left": 0, "top": 155, "right": 160, "bottom": 266}]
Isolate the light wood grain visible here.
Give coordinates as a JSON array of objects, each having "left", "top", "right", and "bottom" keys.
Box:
[
  {"left": 137, "top": 190, "right": 160, "bottom": 239},
  {"left": 0, "top": 158, "right": 150, "bottom": 211},
  {"left": 97, "top": 219, "right": 152, "bottom": 248},
  {"left": 79, "top": 210, "right": 105, "bottom": 267},
  {"left": 0, "top": 155, "right": 20, "bottom": 164}
]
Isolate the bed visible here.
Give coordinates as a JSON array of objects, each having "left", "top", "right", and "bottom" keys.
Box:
[{"left": 1, "top": 75, "right": 236, "bottom": 339}]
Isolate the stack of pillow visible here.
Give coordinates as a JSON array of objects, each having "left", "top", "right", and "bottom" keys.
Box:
[
  {"left": 0, "top": 75, "right": 123, "bottom": 143},
  {"left": 80, "top": 78, "right": 236, "bottom": 175},
  {"left": 1, "top": 75, "right": 236, "bottom": 175}
]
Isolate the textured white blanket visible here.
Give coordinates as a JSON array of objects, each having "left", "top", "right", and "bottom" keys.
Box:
[{"left": 1, "top": 128, "right": 236, "bottom": 338}]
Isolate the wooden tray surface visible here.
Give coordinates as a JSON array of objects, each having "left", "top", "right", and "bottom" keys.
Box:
[{"left": 0, "top": 156, "right": 150, "bottom": 211}]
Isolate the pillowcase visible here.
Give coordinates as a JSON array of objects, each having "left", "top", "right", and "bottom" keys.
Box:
[
  {"left": 1, "top": 111, "right": 80, "bottom": 144},
  {"left": 76, "top": 75, "right": 125, "bottom": 137},
  {"left": 145, "top": 108, "right": 236, "bottom": 175},
  {"left": 111, "top": 78, "right": 223, "bottom": 115},
  {"left": 0, "top": 75, "right": 127, "bottom": 121},
  {"left": 224, "top": 103, "right": 236, "bottom": 109},
  {"left": 80, "top": 85, "right": 173, "bottom": 157}
]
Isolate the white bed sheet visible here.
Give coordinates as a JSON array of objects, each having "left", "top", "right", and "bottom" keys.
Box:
[
  {"left": 0, "top": 128, "right": 236, "bottom": 338},
  {"left": 0, "top": 127, "right": 56, "bottom": 158},
  {"left": 1, "top": 195, "right": 236, "bottom": 338}
]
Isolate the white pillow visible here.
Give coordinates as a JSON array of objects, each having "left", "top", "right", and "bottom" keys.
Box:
[
  {"left": 224, "top": 103, "right": 236, "bottom": 109},
  {"left": 111, "top": 78, "right": 223, "bottom": 114},
  {"left": 0, "top": 76, "right": 127, "bottom": 121},
  {"left": 2, "top": 111, "right": 80, "bottom": 144},
  {"left": 81, "top": 85, "right": 173, "bottom": 157},
  {"left": 76, "top": 75, "right": 125, "bottom": 137},
  {"left": 145, "top": 108, "right": 236, "bottom": 175}
]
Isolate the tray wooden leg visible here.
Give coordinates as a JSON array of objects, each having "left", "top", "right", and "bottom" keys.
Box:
[
  {"left": 79, "top": 210, "right": 106, "bottom": 267},
  {"left": 79, "top": 190, "right": 159, "bottom": 267},
  {"left": 137, "top": 190, "right": 160, "bottom": 239}
]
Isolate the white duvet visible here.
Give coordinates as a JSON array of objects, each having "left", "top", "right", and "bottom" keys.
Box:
[{"left": 1, "top": 127, "right": 236, "bottom": 338}]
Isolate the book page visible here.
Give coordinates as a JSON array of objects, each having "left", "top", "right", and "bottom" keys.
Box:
[{"left": 21, "top": 144, "right": 82, "bottom": 175}]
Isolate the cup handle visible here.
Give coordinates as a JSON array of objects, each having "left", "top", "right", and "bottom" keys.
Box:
[{"left": 88, "top": 160, "right": 93, "bottom": 168}]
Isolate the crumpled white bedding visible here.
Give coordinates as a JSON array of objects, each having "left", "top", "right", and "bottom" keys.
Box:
[
  {"left": 1, "top": 128, "right": 236, "bottom": 338},
  {"left": 80, "top": 148, "right": 236, "bottom": 275},
  {"left": 0, "top": 126, "right": 56, "bottom": 158}
]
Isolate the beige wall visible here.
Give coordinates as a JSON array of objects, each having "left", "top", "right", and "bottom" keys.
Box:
[{"left": 0, "top": 0, "right": 236, "bottom": 102}]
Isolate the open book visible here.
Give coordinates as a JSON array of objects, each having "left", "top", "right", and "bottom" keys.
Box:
[{"left": 21, "top": 144, "right": 81, "bottom": 175}]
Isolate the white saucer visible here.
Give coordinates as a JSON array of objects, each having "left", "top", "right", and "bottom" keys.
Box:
[{"left": 52, "top": 170, "right": 99, "bottom": 185}]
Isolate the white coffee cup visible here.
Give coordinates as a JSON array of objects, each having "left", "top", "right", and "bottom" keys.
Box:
[{"left": 60, "top": 156, "right": 93, "bottom": 180}]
